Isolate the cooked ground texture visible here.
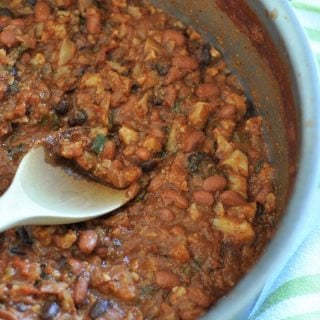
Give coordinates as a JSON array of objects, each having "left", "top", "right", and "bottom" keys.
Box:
[{"left": 0, "top": 0, "right": 277, "bottom": 319}]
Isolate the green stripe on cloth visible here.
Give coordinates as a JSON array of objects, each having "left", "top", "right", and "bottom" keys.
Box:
[
  {"left": 292, "top": 1, "right": 320, "bottom": 14},
  {"left": 282, "top": 311, "right": 320, "bottom": 320},
  {"left": 305, "top": 27, "right": 320, "bottom": 42},
  {"left": 251, "top": 274, "right": 320, "bottom": 319}
]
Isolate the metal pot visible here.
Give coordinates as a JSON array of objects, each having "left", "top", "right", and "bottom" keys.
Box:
[{"left": 152, "top": 0, "right": 320, "bottom": 319}]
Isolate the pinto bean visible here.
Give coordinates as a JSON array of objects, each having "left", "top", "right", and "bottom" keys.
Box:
[
  {"left": 86, "top": 7, "right": 102, "bottom": 34},
  {"left": 170, "top": 225, "right": 186, "bottom": 237},
  {"left": 187, "top": 287, "right": 212, "bottom": 308},
  {"left": 169, "top": 243, "right": 190, "bottom": 262},
  {"left": 192, "top": 190, "right": 214, "bottom": 206},
  {"left": 34, "top": 1, "right": 51, "bottom": 21},
  {"left": 196, "top": 83, "right": 220, "bottom": 99},
  {"left": 136, "top": 147, "right": 151, "bottom": 161},
  {"left": 78, "top": 230, "right": 98, "bottom": 254},
  {"left": 161, "top": 190, "right": 189, "bottom": 209},
  {"left": 203, "top": 175, "right": 227, "bottom": 192},
  {"left": 182, "top": 130, "right": 205, "bottom": 153},
  {"left": 53, "top": 230, "right": 77, "bottom": 249},
  {"left": 150, "top": 109, "right": 161, "bottom": 121},
  {"left": 148, "top": 174, "right": 164, "bottom": 192},
  {"left": 220, "top": 190, "right": 246, "bottom": 206},
  {"left": 155, "top": 270, "right": 180, "bottom": 288},
  {"left": 0, "top": 310, "right": 18, "bottom": 320},
  {"left": 219, "top": 104, "right": 236, "bottom": 120},
  {"left": 73, "top": 274, "right": 89, "bottom": 306},
  {"left": 163, "top": 29, "right": 185, "bottom": 46},
  {"left": 123, "top": 166, "right": 142, "bottom": 183},
  {"left": 165, "top": 66, "right": 187, "bottom": 84},
  {"left": 102, "top": 140, "right": 116, "bottom": 160},
  {"left": 149, "top": 127, "right": 165, "bottom": 140},
  {"left": 126, "top": 182, "right": 141, "bottom": 199},
  {"left": 172, "top": 55, "right": 199, "bottom": 70},
  {"left": 158, "top": 208, "right": 175, "bottom": 222},
  {"left": 68, "top": 258, "right": 85, "bottom": 275},
  {"left": 0, "top": 28, "right": 18, "bottom": 47}
]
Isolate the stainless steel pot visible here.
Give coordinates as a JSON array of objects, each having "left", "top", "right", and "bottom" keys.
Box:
[{"left": 152, "top": 0, "right": 320, "bottom": 319}]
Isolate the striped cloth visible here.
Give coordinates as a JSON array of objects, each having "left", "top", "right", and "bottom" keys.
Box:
[{"left": 249, "top": 1, "right": 320, "bottom": 320}]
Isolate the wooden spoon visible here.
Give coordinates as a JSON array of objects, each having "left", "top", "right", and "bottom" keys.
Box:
[{"left": 0, "top": 146, "right": 129, "bottom": 232}]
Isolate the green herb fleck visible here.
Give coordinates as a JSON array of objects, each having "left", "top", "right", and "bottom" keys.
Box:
[
  {"left": 108, "top": 111, "right": 114, "bottom": 130},
  {"left": 134, "top": 189, "right": 146, "bottom": 202},
  {"left": 172, "top": 101, "right": 181, "bottom": 113},
  {"left": 254, "top": 160, "right": 264, "bottom": 174},
  {"left": 155, "top": 150, "right": 167, "bottom": 159},
  {"left": 141, "top": 285, "right": 156, "bottom": 296},
  {"left": 8, "top": 80, "right": 20, "bottom": 94},
  {"left": 49, "top": 112, "right": 60, "bottom": 130},
  {"left": 180, "top": 264, "right": 192, "bottom": 275},
  {"left": 93, "top": 45, "right": 100, "bottom": 53},
  {"left": 91, "top": 134, "right": 106, "bottom": 154},
  {"left": 38, "top": 115, "right": 48, "bottom": 126},
  {"left": 191, "top": 257, "right": 202, "bottom": 271},
  {"left": 39, "top": 112, "right": 60, "bottom": 130}
]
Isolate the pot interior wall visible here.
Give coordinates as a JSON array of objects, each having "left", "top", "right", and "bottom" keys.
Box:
[{"left": 151, "top": 0, "right": 299, "bottom": 224}]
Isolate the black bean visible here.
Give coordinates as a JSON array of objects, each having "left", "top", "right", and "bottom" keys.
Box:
[
  {"left": 151, "top": 96, "right": 163, "bottom": 106},
  {"left": 220, "top": 241, "right": 231, "bottom": 258},
  {"left": 56, "top": 256, "right": 68, "bottom": 269},
  {"left": 41, "top": 301, "right": 60, "bottom": 320},
  {"left": 141, "top": 160, "right": 159, "bottom": 172},
  {"left": 154, "top": 63, "right": 169, "bottom": 76},
  {"left": 64, "top": 87, "right": 76, "bottom": 95},
  {"left": 68, "top": 109, "right": 88, "bottom": 127},
  {"left": 245, "top": 99, "right": 256, "bottom": 118},
  {"left": 15, "top": 303, "right": 29, "bottom": 312},
  {"left": 90, "top": 299, "right": 110, "bottom": 319},
  {"left": 26, "top": 0, "right": 37, "bottom": 6},
  {"left": 77, "top": 64, "right": 89, "bottom": 76},
  {"left": 131, "top": 83, "right": 140, "bottom": 93},
  {"left": 256, "top": 203, "right": 265, "bottom": 216},
  {"left": 16, "top": 227, "right": 33, "bottom": 245},
  {"left": 69, "top": 222, "right": 87, "bottom": 231},
  {"left": 149, "top": 92, "right": 163, "bottom": 106},
  {"left": 40, "top": 270, "right": 51, "bottom": 280},
  {"left": 0, "top": 8, "right": 14, "bottom": 18},
  {"left": 25, "top": 104, "right": 32, "bottom": 116},
  {"left": 187, "top": 152, "right": 206, "bottom": 173},
  {"left": 9, "top": 65, "right": 18, "bottom": 78},
  {"left": 10, "top": 246, "right": 27, "bottom": 256},
  {"left": 199, "top": 44, "right": 211, "bottom": 66},
  {"left": 54, "top": 99, "right": 69, "bottom": 116}
]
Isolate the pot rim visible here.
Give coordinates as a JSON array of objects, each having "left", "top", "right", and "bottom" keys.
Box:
[{"left": 204, "top": 1, "right": 320, "bottom": 319}]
